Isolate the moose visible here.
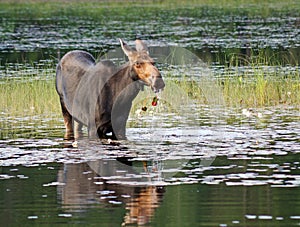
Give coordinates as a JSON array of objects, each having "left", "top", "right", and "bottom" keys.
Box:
[{"left": 55, "top": 39, "right": 165, "bottom": 140}]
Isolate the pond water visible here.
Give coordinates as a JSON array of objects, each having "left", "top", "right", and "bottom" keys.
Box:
[
  {"left": 0, "top": 5, "right": 300, "bottom": 227},
  {"left": 1, "top": 106, "right": 300, "bottom": 226}
]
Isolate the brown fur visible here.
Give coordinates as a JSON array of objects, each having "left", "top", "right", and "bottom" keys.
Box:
[{"left": 56, "top": 40, "right": 165, "bottom": 140}]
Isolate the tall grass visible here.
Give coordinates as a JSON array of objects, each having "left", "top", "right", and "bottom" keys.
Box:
[
  {"left": 0, "top": 51, "right": 299, "bottom": 119},
  {"left": 1, "top": 66, "right": 299, "bottom": 121},
  {"left": 0, "top": 75, "right": 61, "bottom": 139},
  {"left": 0, "top": 78, "right": 60, "bottom": 116},
  {"left": 220, "top": 52, "right": 300, "bottom": 107},
  {"left": 222, "top": 72, "right": 300, "bottom": 107},
  {"left": 2, "top": 67, "right": 297, "bottom": 141}
]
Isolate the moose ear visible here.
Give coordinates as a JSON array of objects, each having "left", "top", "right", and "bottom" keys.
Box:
[
  {"left": 120, "top": 39, "right": 134, "bottom": 57},
  {"left": 135, "top": 39, "right": 149, "bottom": 54}
]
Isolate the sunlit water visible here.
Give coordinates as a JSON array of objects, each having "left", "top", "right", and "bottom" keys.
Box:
[
  {"left": 1, "top": 105, "right": 300, "bottom": 226},
  {"left": 0, "top": 6, "right": 300, "bottom": 227}
]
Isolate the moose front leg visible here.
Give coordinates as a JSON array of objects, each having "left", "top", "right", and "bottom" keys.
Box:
[
  {"left": 111, "top": 115, "right": 128, "bottom": 140},
  {"left": 111, "top": 101, "right": 132, "bottom": 140}
]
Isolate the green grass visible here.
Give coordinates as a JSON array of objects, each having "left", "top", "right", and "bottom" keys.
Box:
[
  {"left": 0, "top": 69, "right": 60, "bottom": 117},
  {"left": 171, "top": 72, "right": 300, "bottom": 108},
  {"left": 0, "top": 77, "right": 60, "bottom": 117},
  {"left": 0, "top": 0, "right": 299, "bottom": 20},
  {"left": 222, "top": 73, "right": 300, "bottom": 107},
  {"left": 220, "top": 51, "right": 300, "bottom": 107},
  {"left": 0, "top": 65, "right": 299, "bottom": 121}
]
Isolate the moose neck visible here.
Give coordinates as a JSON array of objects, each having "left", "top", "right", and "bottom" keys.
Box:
[
  {"left": 108, "top": 63, "right": 142, "bottom": 139},
  {"left": 108, "top": 63, "right": 142, "bottom": 105}
]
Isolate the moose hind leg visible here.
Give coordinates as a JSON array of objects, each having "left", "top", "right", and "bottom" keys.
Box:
[{"left": 60, "top": 99, "right": 74, "bottom": 139}]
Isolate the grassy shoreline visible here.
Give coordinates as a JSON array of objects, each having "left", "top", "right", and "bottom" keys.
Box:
[
  {"left": 0, "top": 0, "right": 299, "bottom": 19},
  {"left": 0, "top": 67, "right": 299, "bottom": 119},
  {"left": 0, "top": 77, "right": 59, "bottom": 116},
  {"left": 1, "top": 0, "right": 298, "bottom": 8}
]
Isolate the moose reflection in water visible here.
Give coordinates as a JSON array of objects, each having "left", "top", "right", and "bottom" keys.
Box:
[
  {"left": 57, "top": 160, "right": 165, "bottom": 226},
  {"left": 55, "top": 39, "right": 165, "bottom": 140}
]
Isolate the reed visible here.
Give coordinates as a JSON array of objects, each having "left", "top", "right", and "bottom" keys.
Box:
[
  {"left": 222, "top": 72, "right": 300, "bottom": 107},
  {"left": 220, "top": 52, "right": 300, "bottom": 107},
  {"left": 0, "top": 77, "right": 60, "bottom": 118},
  {"left": 1, "top": 68, "right": 299, "bottom": 120}
]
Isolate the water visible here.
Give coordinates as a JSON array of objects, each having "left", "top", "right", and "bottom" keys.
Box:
[
  {"left": 1, "top": 105, "right": 300, "bottom": 226},
  {"left": 1, "top": 4, "right": 300, "bottom": 227},
  {"left": 0, "top": 7, "right": 299, "bottom": 66}
]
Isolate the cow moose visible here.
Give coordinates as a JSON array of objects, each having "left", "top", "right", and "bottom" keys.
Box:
[{"left": 55, "top": 39, "right": 165, "bottom": 140}]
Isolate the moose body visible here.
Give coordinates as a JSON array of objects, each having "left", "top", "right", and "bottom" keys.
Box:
[{"left": 56, "top": 39, "right": 165, "bottom": 140}]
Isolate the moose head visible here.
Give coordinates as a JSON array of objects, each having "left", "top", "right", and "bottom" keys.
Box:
[{"left": 120, "top": 39, "right": 165, "bottom": 93}]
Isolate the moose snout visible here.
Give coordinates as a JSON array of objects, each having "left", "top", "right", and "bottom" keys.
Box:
[{"left": 151, "top": 74, "right": 165, "bottom": 93}]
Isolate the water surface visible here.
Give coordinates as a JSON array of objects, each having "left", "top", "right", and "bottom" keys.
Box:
[{"left": 1, "top": 106, "right": 300, "bottom": 226}]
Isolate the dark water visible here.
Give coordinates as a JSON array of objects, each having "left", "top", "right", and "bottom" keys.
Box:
[
  {"left": 0, "top": 6, "right": 299, "bottom": 65},
  {"left": 1, "top": 5, "right": 300, "bottom": 227}
]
